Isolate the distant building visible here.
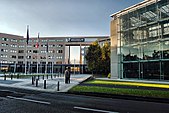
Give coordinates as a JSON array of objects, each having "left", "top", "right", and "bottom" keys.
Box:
[
  {"left": 110, "top": 0, "right": 169, "bottom": 80},
  {"left": 0, "top": 32, "right": 108, "bottom": 73}
]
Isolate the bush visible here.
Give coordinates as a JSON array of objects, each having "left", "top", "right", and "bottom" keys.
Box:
[{"left": 107, "top": 73, "right": 111, "bottom": 79}]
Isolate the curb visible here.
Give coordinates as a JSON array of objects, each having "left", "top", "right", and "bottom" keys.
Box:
[{"left": 67, "top": 91, "right": 169, "bottom": 104}]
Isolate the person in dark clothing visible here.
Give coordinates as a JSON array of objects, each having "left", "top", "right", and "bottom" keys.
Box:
[{"left": 65, "top": 67, "right": 71, "bottom": 84}]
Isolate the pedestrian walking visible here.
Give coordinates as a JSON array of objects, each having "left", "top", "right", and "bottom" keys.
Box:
[{"left": 65, "top": 67, "right": 71, "bottom": 84}]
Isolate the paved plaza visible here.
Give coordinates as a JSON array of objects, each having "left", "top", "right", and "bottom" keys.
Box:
[{"left": 0, "top": 74, "right": 92, "bottom": 93}]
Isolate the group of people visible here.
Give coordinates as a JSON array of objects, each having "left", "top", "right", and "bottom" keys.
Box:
[{"left": 64, "top": 67, "right": 71, "bottom": 84}]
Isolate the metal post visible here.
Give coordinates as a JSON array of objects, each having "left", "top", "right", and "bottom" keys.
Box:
[
  {"left": 17, "top": 73, "right": 19, "bottom": 79},
  {"left": 11, "top": 74, "right": 13, "bottom": 80},
  {"left": 44, "top": 80, "right": 46, "bottom": 89},
  {"left": 32, "top": 76, "right": 34, "bottom": 85},
  {"left": 57, "top": 81, "right": 60, "bottom": 91},
  {"left": 51, "top": 74, "right": 53, "bottom": 79},
  {"left": 36, "top": 79, "right": 38, "bottom": 87},
  {"left": 47, "top": 74, "right": 48, "bottom": 79},
  {"left": 43, "top": 75, "right": 44, "bottom": 80},
  {"left": 4, "top": 73, "right": 6, "bottom": 80}
]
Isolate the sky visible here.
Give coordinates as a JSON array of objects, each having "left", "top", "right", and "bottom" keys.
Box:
[
  {"left": 0, "top": 0, "right": 143, "bottom": 37},
  {"left": 0, "top": 0, "right": 143, "bottom": 63}
]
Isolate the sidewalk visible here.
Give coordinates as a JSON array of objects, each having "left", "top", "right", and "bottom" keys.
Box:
[{"left": 0, "top": 74, "right": 92, "bottom": 93}]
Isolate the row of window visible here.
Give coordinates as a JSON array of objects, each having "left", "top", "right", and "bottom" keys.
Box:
[
  {"left": 1, "top": 43, "right": 63, "bottom": 48},
  {"left": 1, "top": 49, "right": 63, "bottom": 54},
  {"left": 1, "top": 37, "right": 64, "bottom": 43},
  {"left": 17, "top": 56, "right": 63, "bottom": 59},
  {"left": 17, "top": 61, "right": 61, "bottom": 64}
]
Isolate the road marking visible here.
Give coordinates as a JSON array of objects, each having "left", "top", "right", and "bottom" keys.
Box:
[
  {"left": 7, "top": 96, "right": 51, "bottom": 105},
  {"left": 74, "top": 106, "right": 119, "bottom": 113}
]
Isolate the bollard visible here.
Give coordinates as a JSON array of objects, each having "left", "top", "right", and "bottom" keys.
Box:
[
  {"left": 44, "top": 80, "right": 46, "bottom": 89},
  {"left": 17, "top": 74, "right": 19, "bottom": 79},
  {"left": 32, "top": 76, "right": 34, "bottom": 85},
  {"left": 36, "top": 79, "right": 38, "bottom": 87},
  {"left": 57, "top": 81, "right": 60, "bottom": 91},
  {"left": 4, "top": 74, "right": 6, "bottom": 80},
  {"left": 47, "top": 74, "right": 48, "bottom": 79},
  {"left": 11, "top": 74, "right": 13, "bottom": 80}
]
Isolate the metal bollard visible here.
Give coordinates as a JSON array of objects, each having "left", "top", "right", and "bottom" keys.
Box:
[
  {"left": 47, "top": 74, "right": 48, "bottom": 79},
  {"left": 17, "top": 74, "right": 19, "bottom": 79},
  {"left": 4, "top": 74, "right": 6, "bottom": 80},
  {"left": 44, "top": 80, "right": 46, "bottom": 89},
  {"left": 11, "top": 74, "right": 13, "bottom": 80},
  {"left": 36, "top": 79, "right": 38, "bottom": 87},
  {"left": 32, "top": 76, "right": 34, "bottom": 85},
  {"left": 57, "top": 81, "right": 60, "bottom": 91}
]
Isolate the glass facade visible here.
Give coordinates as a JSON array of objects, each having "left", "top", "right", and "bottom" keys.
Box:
[{"left": 119, "top": 0, "right": 169, "bottom": 80}]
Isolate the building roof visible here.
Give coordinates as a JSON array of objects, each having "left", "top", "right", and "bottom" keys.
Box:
[{"left": 110, "top": 0, "right": 157, "bottom": 18}]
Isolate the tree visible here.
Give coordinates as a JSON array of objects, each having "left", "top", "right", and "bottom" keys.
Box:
[
  {"left": 85, "top": 41, "right": 102, "bottom": 74},
  {"left": 101, "top": 42, "right": 110, "bottom": 75}
]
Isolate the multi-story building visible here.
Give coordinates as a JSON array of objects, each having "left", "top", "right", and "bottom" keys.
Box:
[
  {"left": 110, "top": 0, "right": 169, "bottom": 80},
  {"left": 0, "top": 32, "right": 108, "bottom": 74}
]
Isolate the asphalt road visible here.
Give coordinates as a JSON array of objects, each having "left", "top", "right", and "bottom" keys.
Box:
[{"left": 0, "top": 87, "right": 169, "bottom": 113}]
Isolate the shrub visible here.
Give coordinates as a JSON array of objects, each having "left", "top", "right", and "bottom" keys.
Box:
[{"left": 107, "top": 73, "right": 111, "bottom": 79}]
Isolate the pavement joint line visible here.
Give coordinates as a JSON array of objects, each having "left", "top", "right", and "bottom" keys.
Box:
[
  {"left": 74, "top": 106, "right": 119, "bottom": 113},
  {"left": 7, "top": 96, "right": 51, "bottom": 105}
]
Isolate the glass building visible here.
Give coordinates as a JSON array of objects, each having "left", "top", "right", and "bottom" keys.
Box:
[{"left": 110, "top": 0, "right": 169, "bottom": 80}]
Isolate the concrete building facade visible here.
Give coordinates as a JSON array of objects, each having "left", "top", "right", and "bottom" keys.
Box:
[{"left": 0, "top": 33, "right": 108, "bottom": 74}]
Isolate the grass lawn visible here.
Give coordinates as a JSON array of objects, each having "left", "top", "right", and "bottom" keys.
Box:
[
  {"left": 87, "top": 80, "right": 169, "bottom": 89},
  {"left": 69, "top": 79, "right": 169, "bottom": 98}
]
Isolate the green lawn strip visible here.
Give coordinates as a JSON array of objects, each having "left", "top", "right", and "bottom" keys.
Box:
[
  {"left": 69, "top": 85, "right": 169, "bottom": 98},
  {"left": 86, "top": 80, "right": 169, "bottom": 89}
]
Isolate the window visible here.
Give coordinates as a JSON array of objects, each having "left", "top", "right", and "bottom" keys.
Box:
[
  {"left": 10, "top": 50, "right": 17, "bottom": 53},
  {"left": 1, "top": 54, "right": 7, "bottom": 58},
  {"left": 56, "top": 44, "right": 63, "bottom": 47},
  {"left": 42, "top": 40, "right": 47, "bottom": 42},
  {"left": 27, "top": 56, "right": 31, "bottom": 59},
  {"left": 11, "top": 55, "right": 16, "bottom": 59},
  {"left": 33, "top": 56, "right": 37, "bottom": 59},
  {"left": 40, "top": 56, "right": 46, "bottom": 59},
  {"left": 18, "top": 50, "right": 24, "bottom": 53},
  {"left": 57, "top": 50, "right": 63, "bottom": 53},
  {"left": 2, "top": 37, "right": 8, "bottom": 41},
  {"left": 27, "top": 45, "right": 32, "bottom": 47},
  {"left": 49, "top": 39, "right": 55, "bottom": 42},
  {"left": 18, "top": 61, "right": 23, "bottom": 64},
  {"left": 48, "top": 56, "right": 54, "bottom": 59},
  {"left": 1, "top": 43, "right": 8, "bottom": 47},
  {"left": 49, "top": 50, "right": 54, "bottom": 53},
  {"left": 11, "top": 44, "right": 17, "bottom": 48},
  {"left": 33, "top": 62, "right": 37, "bottom": 64},
  {"left": 49, "top": 45, "right": 55, "bottom": 47},
  {"left": 56, "top": 39, "right": 63, "bottom": 42},
  {"left": 18, "top": 56, "right": 24, "bottom": 59},
  {"left": 1, "top": 49, "right": 8, "bottom": 52},
  {"left": 33, "top": 50, "right": 38, "bottom": 53},
  {"left": 27, "top": 50, "right": 32, "bottom": 53},
  {"left": 11, "top": 39, "right": 17, "bottom": 42},
  {"left": 19, "top": 40, "right": 25, "bottom": 42},
  {"left": 19, "top": 45, "right": 24, "bottom": 48},
  {"left": 41, "top": 50, "right": 46, "bottom": 53}
]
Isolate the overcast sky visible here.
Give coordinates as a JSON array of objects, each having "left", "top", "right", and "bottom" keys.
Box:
[{"left": 0, "top": 0, "right": 143, "bottom": 37}]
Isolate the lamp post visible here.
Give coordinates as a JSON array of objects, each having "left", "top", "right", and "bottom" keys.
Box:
[{"left": 74, "top": 59, "right": 75, "bottom": 75}]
